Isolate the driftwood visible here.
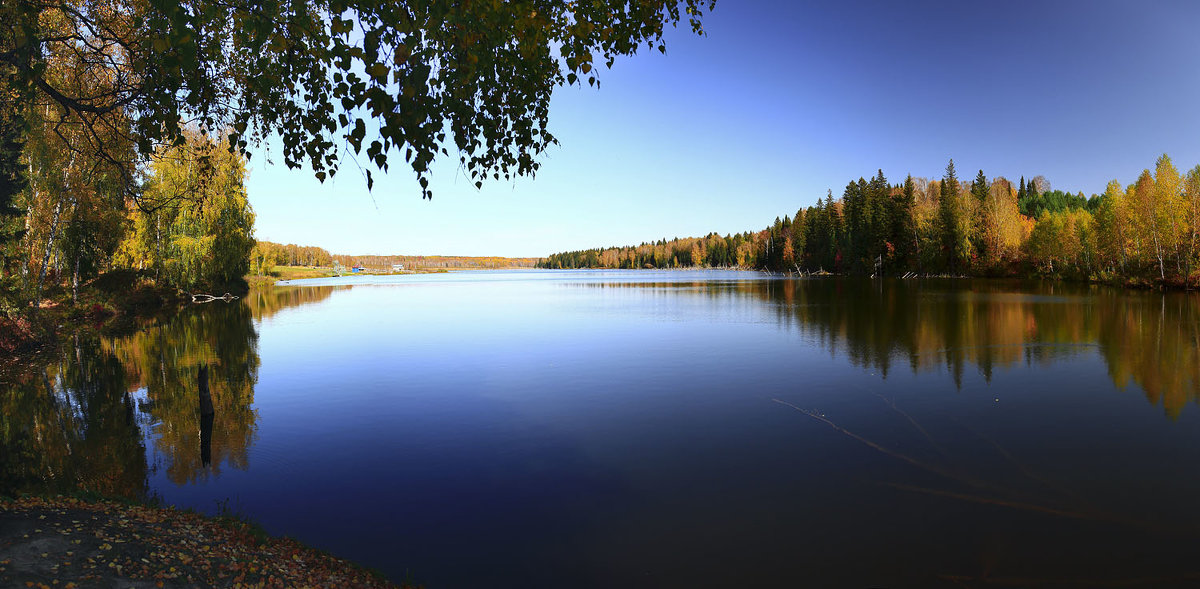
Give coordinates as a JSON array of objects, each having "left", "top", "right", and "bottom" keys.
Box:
[{"left": 191, "top": 292, "right": 239, "bottom": 303}]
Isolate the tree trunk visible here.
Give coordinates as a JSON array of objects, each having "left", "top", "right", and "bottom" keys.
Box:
[
  {"left": 1154, "top": 234, "right": 1166, "bottom": 281},
  {"left": 34, "top": 196, "right": 63, "bottom": 303},
  {"left": 72, "top": 253, "right": 80, "bottom": 305}
]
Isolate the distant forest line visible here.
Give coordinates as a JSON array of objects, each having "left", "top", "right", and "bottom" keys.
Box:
[
  {"left": 539, "top": 156, "right": 1200, "bottom": 288},
  {"left": 250, "top": 241, "right": 540, "bottom": 273}
]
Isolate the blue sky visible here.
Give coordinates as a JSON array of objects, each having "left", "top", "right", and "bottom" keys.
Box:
[{"left": 246, "top": 0, "right": 1200, "bottom": 258}]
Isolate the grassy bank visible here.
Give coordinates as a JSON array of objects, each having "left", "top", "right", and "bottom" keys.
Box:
[
  {"left": 246, "top": 265, "right": 338, "bottom": 287},
  {"left": 245, "top": 265, "right": 458, "bottom": 287}
]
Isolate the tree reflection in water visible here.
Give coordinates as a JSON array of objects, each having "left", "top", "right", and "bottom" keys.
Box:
[
  {"left": 0, "top": 334, "right": 148, "bottom": 498},
  {"left": 0, "top": 285, "right": 337, "bottom": 498},
  {"left": 2, "top": 279, "right": 1197, "bottom": 502},
  {"left": 579, "top": 278, "right": 1200, "bottom": 416},
  {"left": 105, "top": 301, "right": 260, "bottom": 484}
]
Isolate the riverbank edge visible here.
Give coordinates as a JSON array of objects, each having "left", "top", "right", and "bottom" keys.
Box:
[
  {"left": 0, "top": 269, "right": 244, "bottom": 363},
  {"left": 245, "top": 264, "right": 519, "bottom": 288},
  {"left": 0, "top": 493, "right": 411, "bottom": 588},
  {"left": 535, "top": 264, "right": 1197, "bottom": 291}
]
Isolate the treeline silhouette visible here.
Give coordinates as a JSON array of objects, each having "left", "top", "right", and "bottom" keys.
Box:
[{"left": 541, "top": 156, "right": 1200, "bottom": 287}]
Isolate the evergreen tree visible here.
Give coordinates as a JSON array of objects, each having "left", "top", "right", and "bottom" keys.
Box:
[
  {"left": 791, "top": 208, "right": 807, "bottom": 268},
  {"left": 971, "top": 170, "right": 989, "bottom": 203},
  {"left": 968, "top": 170, "right": 989, "bottom": 263},
  {"left": 892, "top": 174, "right": 918, "bottom": 269},
  {"left": 939, "top": 159, "right": 964, "bottom": 273},
  {"left": 1021, "top": 175, "right": 1041, "bottom": 217},
  {"left": 843, "top": 179, "right": 864, "bottom": 264},
  {"left": 867, "top": 169, "right": 890, "bottom": 272}
]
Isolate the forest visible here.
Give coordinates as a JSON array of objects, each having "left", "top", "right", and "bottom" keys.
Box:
[
  {"left": 1, "top": 0, "right": 714, "bottom": 325},
  {"left": 328, "top": 253, "right": 541, "bottom": 270},
  {"left": 0, "top": 108, "right": 256, "bottom": 310},
  {"left": 540, "top": 157, "right": 1200, "bottom": 288},
  {"left": 249, "top": 241, "right": 541, "bottom": 276},
  {"left": 250, "top": 242, "right": 336, "bottom": 275}
]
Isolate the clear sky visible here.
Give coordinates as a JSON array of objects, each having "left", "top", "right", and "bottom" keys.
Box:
[{"left": 246, "top": 0, "right": 1200, "bottom": 258}]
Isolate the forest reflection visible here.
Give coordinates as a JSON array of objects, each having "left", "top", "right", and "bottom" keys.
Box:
[
  {"left": 0, "top": 286, "right": 337, "bottom": 498},
  {"left": 105, "top": 302, "right": 260, "bottom": 485},
  {"left": 4, "top": 278, "right": 1196, "bottom": 503},
  {"left": 243, "top": 285, "right": 338, "bottom": 321},
  {"left": 580, "top": 278, "right": 1200, "bottom": 418}
]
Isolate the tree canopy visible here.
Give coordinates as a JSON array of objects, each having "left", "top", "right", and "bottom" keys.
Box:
[
  {"left": 1, "top": 0, "right": 715, "bottom": 199},
  {"left": 543, "top": 155, "right": 1200, "bottom": 288}
]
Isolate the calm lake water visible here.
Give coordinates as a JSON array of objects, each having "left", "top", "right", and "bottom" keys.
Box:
[{"left": 5, "top": 271, "right": 1200, "bottom": 587}]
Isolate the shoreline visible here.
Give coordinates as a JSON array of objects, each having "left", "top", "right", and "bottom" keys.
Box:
[
  {"left": 0, "top": 495, "right": 409, "bottom": 588},
  {"left": 530, "top": 266, "right": 1198, "bottom": 290},
  {"left": 0, "top": 278, "right": 189, "bottom": 363},
  {"left": 4, "top": 268, "right": 1189, "bottom": 362}
]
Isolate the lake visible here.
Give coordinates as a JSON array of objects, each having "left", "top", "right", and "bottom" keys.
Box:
[{"left": 4, "top": 270, "right": 1200, "bottom": 587}]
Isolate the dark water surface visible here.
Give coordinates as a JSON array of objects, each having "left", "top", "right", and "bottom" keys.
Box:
[{"left": 5, "top": 271, "right": 1200, "bottom": 587}]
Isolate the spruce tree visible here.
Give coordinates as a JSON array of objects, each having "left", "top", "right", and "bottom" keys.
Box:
[
  {"left": 868, "top": 169, "right": 889, "bottom": 271},
  {"left": 971, "top": 170, "right": 989, "bottom": 202},
  {"left": 939, "top": 159, "right": 962, "bottom": 273},
  {"left": 969, "top": 170, "right": 991, "bottom": 263},
  {"left": 1026, "top": 175, "right": 1040, "bottom": 214},
  {"left": 896, "top": 175, "right": 918, "bottom": 269}
]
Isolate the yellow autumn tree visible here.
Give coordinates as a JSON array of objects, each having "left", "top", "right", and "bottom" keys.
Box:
[
  {"left": 114, "top": 131, "right": 255, "bottom": 291},
  {"left": 978, "top": 177, "right": 1023, "bottom": 269}
]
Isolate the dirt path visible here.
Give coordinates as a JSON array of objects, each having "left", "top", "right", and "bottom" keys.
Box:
[{"left": 0, "top": 496, "right": 402, "bottom": 588}]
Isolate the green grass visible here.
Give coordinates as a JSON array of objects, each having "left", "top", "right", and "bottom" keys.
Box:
[{"left": 245, "top": 265, "right": 338, "bottom": 286}]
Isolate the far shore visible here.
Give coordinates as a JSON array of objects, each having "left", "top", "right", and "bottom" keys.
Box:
[{"left": 248, "top": 264, "right": 542, "bottom": 287}]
